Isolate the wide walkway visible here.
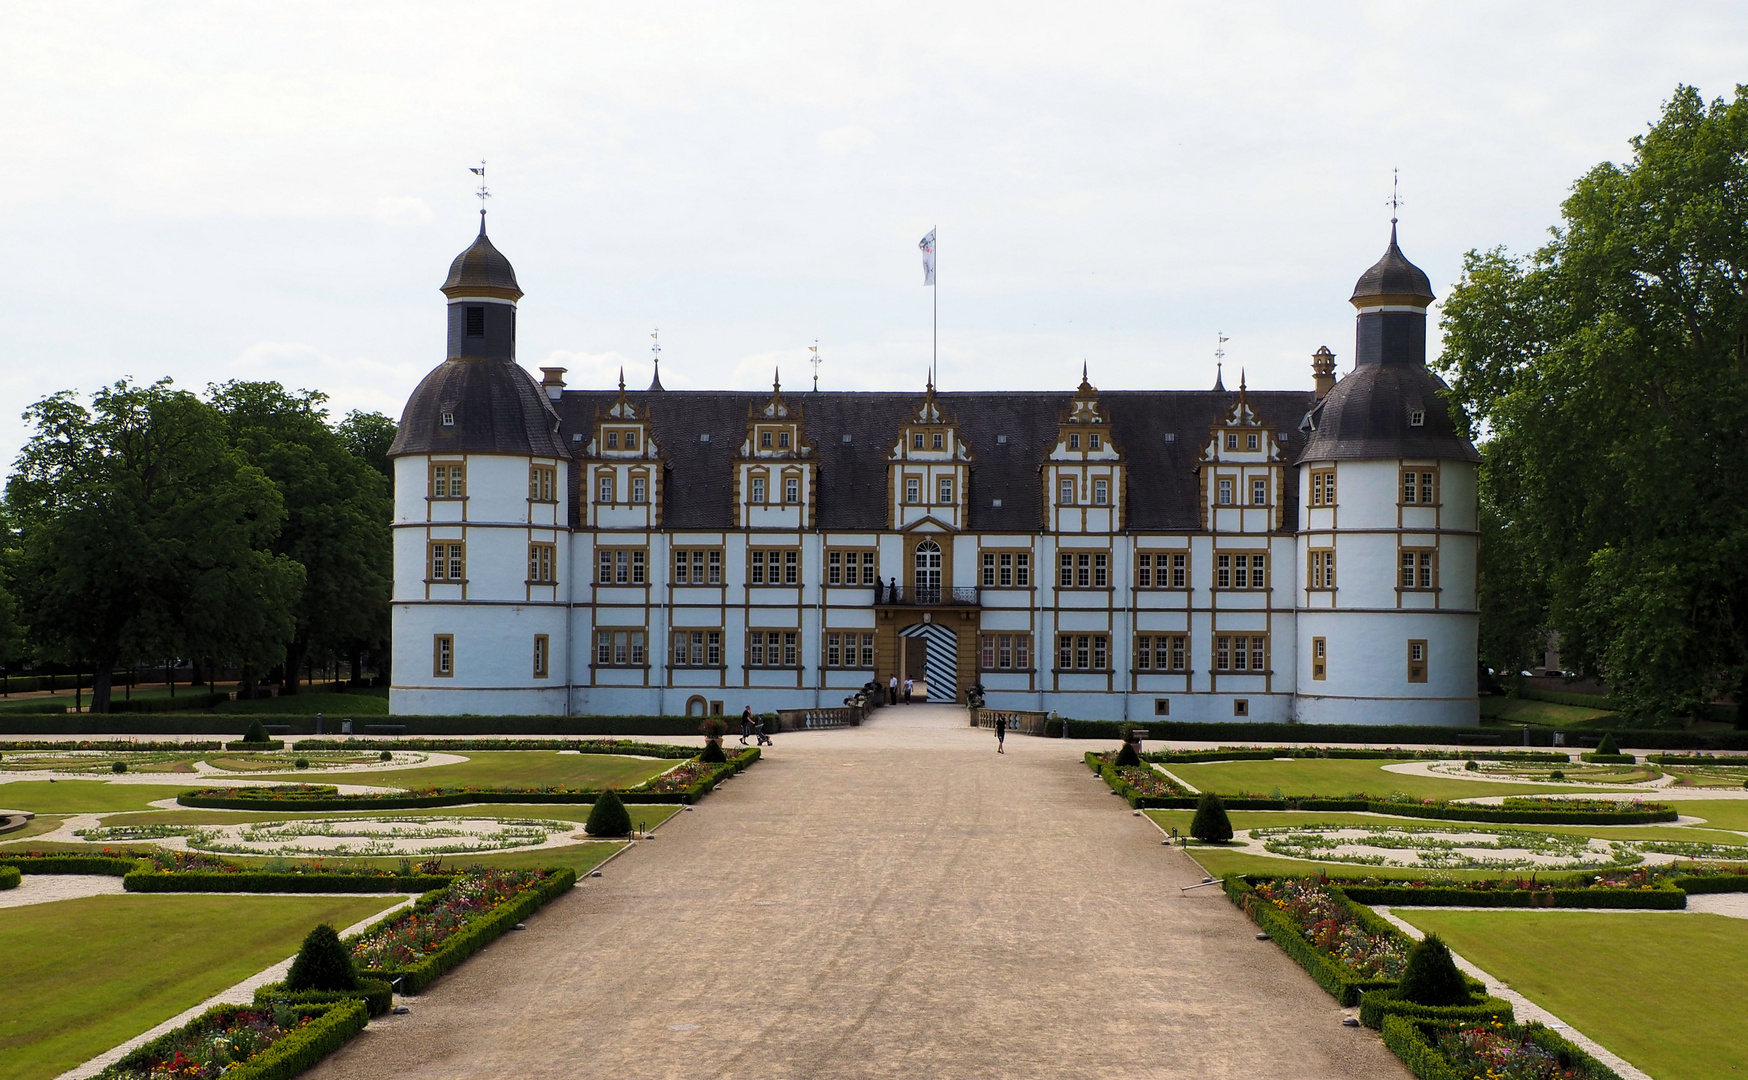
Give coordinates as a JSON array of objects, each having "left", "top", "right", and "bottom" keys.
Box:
[{"left": 307, "top": 706, "right": 1408, "bottom": 1079}]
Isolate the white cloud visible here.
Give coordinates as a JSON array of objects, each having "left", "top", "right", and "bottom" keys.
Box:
[
  {"left": 817, "top": 125, "right": 875, "bottom": 155},
  {"left": 374, "top": 196, "right": 434, "bottom": 226}
]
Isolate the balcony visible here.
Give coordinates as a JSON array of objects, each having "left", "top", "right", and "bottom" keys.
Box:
[{"left": 873, "top": 584, "right": 980, "bottom": 607}]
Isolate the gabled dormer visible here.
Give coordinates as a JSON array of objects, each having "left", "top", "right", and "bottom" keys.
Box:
[
  {"left": 733, "top": 371, "right": 816, "bottom": 529},
  {"left": 581, "top": 371, "right": 664, "bottom": 529},
  {"left": 1198, "top": 374, "right": 1285, "bottom": 532},
  {"left": 888, "top": 377, "right": 972, "bottom": 531},
  {"left": 1043, "top": 365, "right": 1124, "bottom": 533}
]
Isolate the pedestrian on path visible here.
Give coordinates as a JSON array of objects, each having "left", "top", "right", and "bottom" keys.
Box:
[
  {"left": 888, "top": 673, "right": 898, "bottom": 704},
  {"left": 739, "top": 706, "right": 753, "bottom": 745},
  {"left": 995, "top": 715, "right": 1007, "bottom": 754},
  {"left": 754, "top": 713, "right": 772, "bottom": 746},
  {"left": 903, "top": 677, "right": 913, "bottom": 704}
]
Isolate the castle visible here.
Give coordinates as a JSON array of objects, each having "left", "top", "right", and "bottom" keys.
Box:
[{"left": 388, "top": 218, "right": 1480, "bottom": 724}]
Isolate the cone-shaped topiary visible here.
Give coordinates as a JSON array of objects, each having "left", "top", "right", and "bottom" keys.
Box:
[
  {"left": 243, "top": 720, "right": 269, "bottom": 744},
  {"left": 698, "top": 718, "right": 728, "bottom": 763},
  {"left": 285, "top": 924, "right": 357, "bottom": 992},
  {"left": 586, "top": 790, "right": 633, "bottom": 837},
  {"left": 1114, "top": 728, "right": 1141, "bottom": 767},
  {"left": 1596, "top": 733, "right": 1620, "bottom": 756},
  {"left": 1189, "top": 791, "right": 1234, "bottom": 843},
  {"left": 1396, "top": 933, "right": 1471, "bottom": 1006},
  {"left": 699, "top": 740, "right": 727, "bottom": 763}
]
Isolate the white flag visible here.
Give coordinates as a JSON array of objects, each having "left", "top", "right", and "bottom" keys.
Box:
[{"left": 919, "top": 228, "right": 936, "bottom": 286}]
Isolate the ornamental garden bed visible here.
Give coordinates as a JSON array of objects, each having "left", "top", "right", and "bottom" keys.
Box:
[
  {"left": 1146, "top": 746, "right": 1571, "bottom": 765},
  {"left": 1084, "top": 751, "right": 1190, "bottom": 806},
  {"left": 1333, "top": 867, "right": 1688, "bottom": 908},
  {"left": 81, "top": 815, "right": 581, "bottom": 859},
  {"left": 0, "top": 848, "right": 463, "bottom": 892},
  {"left": 1382, "top": 1016, "right": 1625, "bottom": 1080},
  {"left": 93, "top": 1000, "right": 367, "bottom": 1080}
]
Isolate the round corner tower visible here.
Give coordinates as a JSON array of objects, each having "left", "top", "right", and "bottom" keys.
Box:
[
  {"left": 1292, "top": 225, "right": 1481, "bottom": 726},
  {"left": 387, "top": 218, "right": 572, "bottom": 715}
]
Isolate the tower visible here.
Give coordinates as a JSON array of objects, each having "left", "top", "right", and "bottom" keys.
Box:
[
  {"left": 1293, "top": 225, "right": 1481, "bottom": 725},
  {"left": 387, "top": 218, "right": 573, "bottom": 715}
]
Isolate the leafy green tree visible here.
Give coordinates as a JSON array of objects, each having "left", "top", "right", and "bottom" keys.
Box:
[
  {"left": 208, "top": 383, "right": 391, "bottom": 696},
  {"left": 1439, "top": 85, "right": 1748, "bottom": 725},
  {"left": 336, "top": 409, "right": 397, "bottom": 487},
  {"left": 4, "top": 380, "right": 303, "bottom": 711}
]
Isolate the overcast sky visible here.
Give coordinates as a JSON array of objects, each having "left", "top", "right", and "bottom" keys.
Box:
[{"left": 3, "top": 3, "right": 1745, "bottom": 468}]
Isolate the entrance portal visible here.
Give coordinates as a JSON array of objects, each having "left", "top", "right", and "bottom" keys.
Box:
[{"left": 898, "top": 622, "right": 958, "bottom": 703}]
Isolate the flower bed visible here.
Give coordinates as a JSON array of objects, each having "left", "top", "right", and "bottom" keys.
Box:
[
  {"left": 348, "top": 865, "right": 578, "bottom": 992},
  {"left": 95, "top": 1001, "right": 366, "bottom": 1080},
  {"left": 1255, "top": 877, "right": 1409, "bottom": 978},
  {"left": 1146, "top": 746, "right": 1570, "bottom": 765},
  {"left": 1225, "top": 875, "right": 1426, "bottom": 1004},
  {"left": 120, "top": 850, "right": 458, "bottom": 894},
  {"left": 1084, "top": 751, "right": 1189, "bottom": 806},
  {"left": 1383, "top": 1016, "right": 1624, "bottom": 1080},
  {"left": 1335, "top": 868, "right": 1688, "bottom": 909},
  {"left": 293, "top": 737, "right": 700, "bottom": 757},
  {"left": 82, "top": 816, "right": 575, "bottom": 858},
  {"left": 1251, "top": 823, "right": 1644, "bottom": 873}
]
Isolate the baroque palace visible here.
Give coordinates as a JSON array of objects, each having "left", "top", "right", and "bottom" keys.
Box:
[{"left": 389, "top": 218, "right": 1480, "bottom": 724}]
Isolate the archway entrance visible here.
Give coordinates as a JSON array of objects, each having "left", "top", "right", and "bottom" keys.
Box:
[{"left": 898, "top": 621, "right": 957, "bottom": 702}]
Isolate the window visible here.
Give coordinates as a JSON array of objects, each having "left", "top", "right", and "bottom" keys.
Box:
[
  {"left": 1225, "top": 433, "right": 1238, "bottom": 450},
  {"left": 1135, "top": 552, "right": 1188, "bottom": 589},
  {"left": 433, "top": 634, "right": 454, "bottom": 677},
  {"left": 529, "top": 465, "right": 556, "bottom": 502},
  {"left": 1134, "top": 635, "right": 1188, "bottom": 672},
  {"left": 1216, "top": 552, "right": 1267, "bottom": 589},
  {"left": 596, "top": 548, "right": 646, "bottom": 585},
  {"left": 1400, "top": 548, "right": 1437, "bottom": 590},
  {"left": 779, "top": 431, "right": 790, "bottom": 449},
  {"left": 1059, "top": 477, "right": 1076, "bottom": 505},
  {"left": 1246, "top": 433, "right": 1260, "bottom": 451},
  {"left": 441, "top": 411, "right": 455, "bottom": 427},
  {"left": 673, "top": 548, "right": 723, "bottom": 586},
  {"left": 905, "top": 477, "right": 921, "bottom": 504},
  {"left": 1233, "top": 698, "right": 1249, "bottom": 716},
  {"left": 1310, "top": 468, "right": 1337, "bottom": 507},
  {"left": 932, "top": 432, "right": 943, "bottom": 450},
  {"left": 938, "top": 475, "right": 954, "bottom": 504},
  {"left": 672, "top": 630, "right": 722, "bottom": 667},
  {"left": 1058, "top": 551, "right": 1105, "bottom": 588},
  {"left": 1407, "top": 639, "right": 1428, "bottom": 683},
  {"left": 747, "top": 631, "right": 799, "bottom": 667},
  {"left": 595, "top": 629, "right": 647, "bottom": 667},
  {"left": 1069, "top": 433, "right": 1080, "bottom": 450},
  {"left": 830, "top": 550, "right": 877, "bottom": 586},
  {"left": 625, "top": 431, "right": 638, "bottom": 450},
  {"left": 1308, "top": 549, "right": 1336, "bottom": 590},
  {"left": 979, "top": 633, "right": 1032, "bottom": 671},
  {"left": 430, "top": 463, "right": 466, "bottom": 499},
  {"left": 913, "top": 433, "right": 924, "bottom": 450},
  {"left": 1251, "top": 477, "right": 1268, "bottom": 505},
  {"left": 825, "top": 632, "right": 876, "bottom": 668},
  {"left": 1409, "top": 410, "right": 1425, "bottom": 427},
  {"left": 784, "top": 549, "right": 799, "bottom": 585},
  {"left": 1217, "top": 478, "right": 1233, "bottom": 505},
  {"left": 1089, "top": 433, "right": 1101, "bottom": 450},
  {"left": 760, "top": 431, "right": 773, "bottom": 449},
  {"left": 1400, "top": 468, "right": 1438, "bottom": 506},
  {"left": 533, "top": 635, "right": 550, "bottom": 678},
  {"left": 1093, "top": 478, "right": 1109, "bottom": 505},
  {"left": 1312, "top": 636, "right": 1327, "bottom": 680},
  {"left": 749, "top": 549, "right": 799, "bottom": 586},
  {"left": 428, "top": 542, "right": 465, "bottom": 581},
  {"left": 783, "top": 477, "right": 799, "bottom": 504},
  {"left": 1154, "top": 698, "right": 1171, "bottom": 716},
  {"left": 632, "top": 476, "right": 648, "bottom": 504},
  {"left": 607, "top": 432, "right": 619, "bottom": 449},
  {"left": 465, "top": 306, "right": 485, "bottom": 335},
  {"left": 597, "top": 474, "right": 615, "bottom": 503},
  {"left": 750, "top": 475, "right": 767, "bottom": 504},
  {"left": 1055, "top": 633, "right": 1109, "bottom": 671},
  {"left": 528, "top": 543, "right": 556, "bottom": 583},
  {"left": 1213, "top": 634, "right": 1269, "bottom": 673}
]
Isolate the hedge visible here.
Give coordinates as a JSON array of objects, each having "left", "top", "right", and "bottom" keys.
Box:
[
  {"left": 1580, "top": 752, "right": 1637, "bottom": 764},
  {"left": 1381, "top": 1017, "right": 1624, "bottom": 1080},
  {"left": 1147, "top": 747, "right": 1571, "bottom": 764},
  {"left": 1649, "top": 754, "right": 1748, "bottom": 766},
  {"left": 1, "top": 713, "right": 713, "bottom": 736},
  {"left": 0, "top": 739, "right": 225, "bottom": 751},
  {"left": 1359, "top": 988, "right": 1513, "bottom": 1030},
  {"left": 124, "top": 869, "right": 453, "bottom": 894},
  {"left": 96, "top": 1001, "right": 366, "bottom": 1080},
  {"left": 352, "top": 869, "right": 577, "bottom": 994},
  {"left": 0, "top": 852, "right": 140, "bottom": 875},
  {"left": 225, "top": 739, "right": 287, "bottom": 750},
  {"left": 292, "top": 737, "right": 700, "bottom": 758},
  {"left": 1224, "top": 876, "right": 1399, "bottom": 1005},
  {"left": 253, "top": 977, "right": 394, "bottom": 1017},
  {"left": 1043, "top": 716, "right": 1748, "bottom": 750},
  {"left": 1337, "top": 880, "right": 1687, "bottom": 910},
  {"left": 0, "top": 701, "right": 69, "bottom": 714},
  {"left": 1670, "top": 871, "right": 1748, "bottom": 894},
  {"left": 0, "top": 865, "right": 20, "bottom": 890}
]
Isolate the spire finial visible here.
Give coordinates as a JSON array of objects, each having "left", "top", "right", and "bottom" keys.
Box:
[
  {"left": 1213, "top": 333, "right": 1229, "bottom": 392},
  {"left": 1387, "top": 167, "right": 1403, "bottom": 228},
  {"left": 469, "top": 161, "right": 490, "bottom": 232},
  {"left": 618, "top": 366, "right": 625, "bottom": 393},
  {"left": 773, "top": 367, "right": 781, "bottom": 394},
  {"left": 809, "top": 340, "right": 822, "bottom": 392},
  {"left": 1240, "top": 368, "right": 1247, "bottom": 392}
]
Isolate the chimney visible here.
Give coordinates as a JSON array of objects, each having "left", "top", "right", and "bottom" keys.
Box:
[
  {"left": 539, "top": 367, "right": 567, "bottom": 402},
  {"left": 1311, "top": 347, "right": 1336, "bottom": 400}
]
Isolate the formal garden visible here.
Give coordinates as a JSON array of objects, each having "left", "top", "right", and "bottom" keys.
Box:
[
  {"left": 1089, "top": 740, "right": 1748, "bottom": 1080},
  {"left": 0, "top": 733, "right": 757, "bottom": 1080}
]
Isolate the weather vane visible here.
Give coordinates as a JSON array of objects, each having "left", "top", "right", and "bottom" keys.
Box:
[
  {"left": 809, "top": 340, "right": 822, "bottom": 392},
  {"left": 651, "top": 329, "right": 662, "bottom": 383},
  {"left": 1387, "top": 167, "right": 1403, "bottom": 224},
  {"left": 469, "top": 160, "right": 490, "bottom": 222},
  {"left": 1215, "top": 333, "right": 1229, "bottom": 388}
]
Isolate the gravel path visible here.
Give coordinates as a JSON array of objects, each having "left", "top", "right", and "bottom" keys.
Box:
[
  {"left": 0, "top": 872, "right": 127, "bottom": 908},
  {"left": 304, "top": 706, "right": 1407, "bottom": 1080}
]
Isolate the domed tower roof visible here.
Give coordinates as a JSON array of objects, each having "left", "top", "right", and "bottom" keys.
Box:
[
  {"left": 388, "top": 357, "right": 569, "bottom": 459},
  {"left": 441, "top": 219, "right": 523, "bottom": 302},
  {"left": 1349, "top": 223, "right": 1434, "bottom": 307}
]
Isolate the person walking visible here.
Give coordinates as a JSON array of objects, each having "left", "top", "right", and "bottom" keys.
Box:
[
  {"left": 754, "top": 713, "right": 772, "bottom": 746},
  {"left": 888, "top": 673, "right": 898, "bottom": 705},
  {"left": 995, "top": 715, "right": 1007, "bottom": 754},
  {"left": 739, "top": 706, "right": 753, "bottom": 745},
  {"left": 903, "top": 677, "right": 913, "bottom": 705}
]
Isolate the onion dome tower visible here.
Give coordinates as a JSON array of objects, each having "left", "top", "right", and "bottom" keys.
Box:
[
  {"left": 388, "top": 215, "right": 572, "bottom": 717},
  {"left": 1293, "top": 224, "right": 1480, "bottom": 727}
]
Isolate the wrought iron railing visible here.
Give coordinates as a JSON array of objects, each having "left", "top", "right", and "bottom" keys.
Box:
[{"left": 872, "top": 584, "right": 980, "bottom": 606}]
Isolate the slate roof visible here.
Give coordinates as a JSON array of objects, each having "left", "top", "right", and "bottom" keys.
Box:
[
  {"left": 1350, "top": 223, "right": 1434, "bottom": 304},
  {"left": 441, "top": 221, "right": 523, "bottom": 300},
  {"left": 553, "top": 388, "right": 1319, "bottom": 533},
  {"left": 389, "top": 358, "right": 569, "bottom": 459},
  {"left": 1296, "top": 364, "right": 1480, "bottom": 465}
]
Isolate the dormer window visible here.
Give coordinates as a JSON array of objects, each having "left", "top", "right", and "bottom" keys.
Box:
[
  {"left": 778, "top": 432, "right": 790, "bottom": 449},
  {"left": 932, "top": 432, "right": 943, "bottom": 449},
  {"left": 1247, "top": 434, "right": 1259, "bottom": 450},
  {"left": 761, "top": 431, "right": 773, "bottom": 449},
  {"left": 1069, "top": 433, "right": 1080, "bottom": 450},
  {"left": 465, "top": 307, "right": 485, "bottom": 336},
  {"left": 1089, "top": 434, "right": 1101, "bottom": 450},
  {"left": 441, "top": 411, "right": 455, "bottom": 427},
  {"left": 1409, "top": 410, "right": 1426, "bottom": 427},
  {"left": 625, "top": 431, "right": 638, "bottom": 450},
  {"left": 1226, "top": 433, "right": 1238, "bottom": 450},
  {"left": 607, "top": 432, "right": 619, "bottom": 449},
  {"left": 913, "top": 433, "right": 924, "bottom": 450}
]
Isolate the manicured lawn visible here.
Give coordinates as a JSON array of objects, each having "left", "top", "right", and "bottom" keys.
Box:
[
  {"left": 0, "top": 782, "right": 191, "bottom": 814},
  {"left": 1181, "top": 844, "right": 1556, "bottom": 882},
  {"left": 0, "top": 893, "right": 402, "bottom": 1080},
  {"left": 340, "top": 751, "right": 676, "bottom": 792},
  {"left": 214, "top": 688, "right": 390, "bottom": 715},
  {"left": 1162, "top": 758, "right": 1605, "bottom": 800},
  {"left": 1478, "top": 696, "right": 1615, "bottom": 725},
  {"left": 1675, "top": 800, "right": 1748, "bottom": 832},
  {"left": 98, "top": 803, "right": 685, "bottom": 830},
  {"left": 0, "top": 814, "right": 66, "bottom": 843},
  {"left": 1142, "top": 808, "right": 1742, "bottom": 845},
  {"left": 1397, "top": 909, "right": 1748, "bottom": 1080}
]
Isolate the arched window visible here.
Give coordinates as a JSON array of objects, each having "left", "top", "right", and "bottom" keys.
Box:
[{"left": 913, "top": 540, "right": 942, "bottom": 603}]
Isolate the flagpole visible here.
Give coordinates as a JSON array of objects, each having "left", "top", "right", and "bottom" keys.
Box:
[{"left": 933, "top": 227, "right": 938, "bottom": 383}]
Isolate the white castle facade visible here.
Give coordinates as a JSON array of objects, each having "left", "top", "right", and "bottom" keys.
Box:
[{"left": 389, "top": 218, "right": 1480, "bottom": 725}]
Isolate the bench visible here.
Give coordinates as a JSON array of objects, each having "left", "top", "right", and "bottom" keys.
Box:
[
  {"left": 1455, "top": 732, "right": 1502, "bottom": 745},
  {"left": 364, "top": 724, "right": 407, "bottom": 736}
]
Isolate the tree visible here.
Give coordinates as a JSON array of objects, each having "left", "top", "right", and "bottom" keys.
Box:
[
  {"left": 585, "top": 791, "right": 632, "bottom": 837},
  {"left": 4, "top": 380, "right": 303, "bottom": 712},
  {"left": 1438, "top": 85, "right": 1748, "bottom": 725},
  {"left": 1395, "top": 934, "right": 1472, "bottom": 1007},
  {"left": 336, "top": 410, "right": 397, "bottom": 487},
  {"left": 1189, "top": 792, "right": 1233, "bottom": 843},
  {"left": 285, "top": 924, "right": 358, "bottom": 992},
  {"left": 208, "top": 383, "right": 391, "bottom": 696}
]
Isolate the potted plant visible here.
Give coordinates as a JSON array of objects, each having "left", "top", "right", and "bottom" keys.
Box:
[{"left": 698, "top": 718, "right": 728, "bottom": 763}]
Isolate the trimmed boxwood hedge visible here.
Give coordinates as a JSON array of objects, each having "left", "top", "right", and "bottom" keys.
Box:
[
  {"left": 0, "top": 739, "right": 225, "bottom": 751},
  {"left": 1380, "top": 1017, "right": 1624, "bottom": 1080},
  {"left": 0, "top": 865, "right": 19, "bottom": 890},
  {"left": 1580, "top": 752, "right": 1636, "bottom": 764},
  {"left": 1649, "top": 754, "right": 1748, "bottom": 766},
  {"left": 253, "top": 977, "right": 394, "bottom": 1017},
  {"left": 1223, "top": 876, "right": 1400, "bottom": 1005},
  {"left": 1359, "top": 988, "right": 1514, "bottom": 1030},
  {"left": 0, "top": 852, "right": 140, "bottom": 875},
  {"left": 2, "top": 713, "right": 715, "bottom": 737},
  {"left": 1043, "top": 716, "right": 1748, "bottom": 750},
  {"left": 225, "top": 739, "right": 287, "bottom": 751},
  {"left": 1147, "top": 747, "right": 1571, "bottom": 765},
  {"left": 293, "top": 737, "right": 699, "bottom": 758},
  {"left": 1337, "top": 878, "right": 1687, "bottom": 910},
  {"left": 1671, "top": 870, "right": 1748, "bottom": 894},
  {"left": 123, "top": 868, "right": 453, "bottom": 894},
  {"left": 97, "top": 1001, "right": 367, "bottom": 1080},
  {"left": 352, "top": 868, "right": 577, "bottom": 993},
  {"left": 110, "top": 691, "right": 232, "bottom": 713}
]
